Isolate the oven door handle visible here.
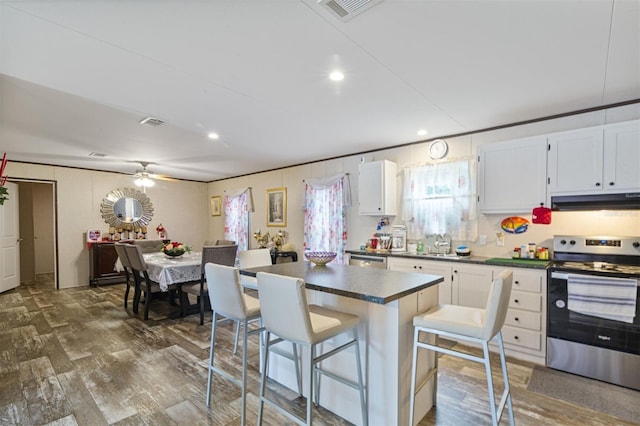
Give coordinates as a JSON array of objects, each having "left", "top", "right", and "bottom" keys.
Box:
[{"left": 551, "top": 271, "right": 569, "bottom": 279}]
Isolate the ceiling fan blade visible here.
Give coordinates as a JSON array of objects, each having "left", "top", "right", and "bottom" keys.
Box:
[{"left": 152, "top": 174, "right": 179, "bottom": 182}]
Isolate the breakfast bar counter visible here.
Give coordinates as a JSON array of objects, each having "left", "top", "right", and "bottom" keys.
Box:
[{"left": 240, "top": 261, "right": 443, "bottom": 426}]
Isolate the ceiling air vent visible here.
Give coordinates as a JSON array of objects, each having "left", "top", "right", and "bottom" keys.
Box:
[
  {"left": 139, "top": 116, "right": 165, "bottom": 127},
  {"left": 88, "top": 152, "right": 107, "bottom": 157},
  {"left": 318, "top": 0, "right": 383, "bottom": 21}
]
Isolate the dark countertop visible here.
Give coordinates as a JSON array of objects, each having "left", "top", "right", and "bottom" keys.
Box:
[
  {"left": 346, "top": 250, "right": 550, "bottom": 270},
  {"left": 239, "top": 261, "right": 443, "bottom": 305}
]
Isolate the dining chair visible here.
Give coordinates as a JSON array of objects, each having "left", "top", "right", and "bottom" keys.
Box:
[
  {"left": 180, "top": 244, "right": 238, "bottom": 325},
  {"left": 408, "top": 269, "right": 515, "bottom": 426},
  {"left": 238, "top": 248, "right": 272, "bottom": 290},
  {"left": 132, "top": 239, "right": 164, "bottom": 253},
  {"left": 205, "top": 263, "right": 302, "bottom": 426},
  {"left": 256, "top": 271, "right": 367, "bottom": 426},
  {"left": 203, "top": 239, "right": 236, "bottom": 246},
  {"left": 114, "top": 243, "right": 134, "bottom": 309},
  {"left": 124, "top": 244, "right": 178, "bottom": 320}
]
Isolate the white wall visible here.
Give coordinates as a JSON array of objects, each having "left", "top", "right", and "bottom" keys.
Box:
[
  {"left": 208, "top": 104, "right": 640, "bottom": 259},
  {"left": 6, "top": 162, "right": 208, "bottom": 288}
]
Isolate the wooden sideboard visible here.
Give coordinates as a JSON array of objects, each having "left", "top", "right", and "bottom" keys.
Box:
[{"left": 89, "top": 242, "right": 127, "bottom": 286}]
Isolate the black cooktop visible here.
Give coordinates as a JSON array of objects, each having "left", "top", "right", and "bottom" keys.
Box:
[{"left": 550, "top": 261, "right": 640, "bottom": 278}]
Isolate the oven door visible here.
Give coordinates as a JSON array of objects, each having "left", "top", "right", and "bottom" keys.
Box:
[{"left": 548, "top": 270, "right": 640, "bottom": 355}]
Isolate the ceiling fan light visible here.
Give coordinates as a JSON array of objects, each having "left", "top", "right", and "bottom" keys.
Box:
[{"left": 135, "top": 177, "right": 155, "bottom": 187}]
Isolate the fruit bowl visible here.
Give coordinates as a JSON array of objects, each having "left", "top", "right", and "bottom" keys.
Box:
[
  {"left": 164, "top": 249, "right": 186, "bottom": 258},
  {"left": 304, "top": 251, "right": 337, "bottom": 265}
]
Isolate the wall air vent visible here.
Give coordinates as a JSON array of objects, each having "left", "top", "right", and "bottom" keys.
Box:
[
  {"left": 139, "top": 117, "right": 165, "bottom": 127},
  {"left": 88, "top": 152, "right": 107, "bottom": 157},
  {"left": 318, "top": 0, "right": 383, "bottom": 21}
]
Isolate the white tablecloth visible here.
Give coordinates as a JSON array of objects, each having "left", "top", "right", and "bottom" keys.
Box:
[
  {"left": 116, "top": 252, "right": 202, "bottom": 292},
  {"left": 144, "top": 252, "right": 202, "bottom": 291}
]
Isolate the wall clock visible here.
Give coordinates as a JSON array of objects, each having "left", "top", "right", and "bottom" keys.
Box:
[{"left": 428, "top": 139, "right": 448, "bottom": 159}]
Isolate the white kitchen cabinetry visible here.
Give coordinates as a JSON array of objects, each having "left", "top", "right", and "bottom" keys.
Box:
[
  {"left": 387, "top": 257, "right": 452, "bottom": 304},
  {"left": 452, "top": 264, "right": 494, "bottom": 308},
  {"left": 478, "top": 136, "right": 547, "bottom": 213},
  {"left": 388, "top": 256, "right": 548, "bottom": 364},
  {"left": 603, "top": 121, "right": 640, "bottom": 192},
  {"left": 358, "top": 160, "right": 397, "bottom": 215},
  {"left": 548, "top": 120, "right": 640, "bottom": 195},
  {"left": 495, "top": 267, "right": 546, "bottom": 364}
]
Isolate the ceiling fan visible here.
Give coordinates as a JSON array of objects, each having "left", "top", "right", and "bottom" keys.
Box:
[{"left": 131, "top": 161, "right": 176, "bottom": 189}]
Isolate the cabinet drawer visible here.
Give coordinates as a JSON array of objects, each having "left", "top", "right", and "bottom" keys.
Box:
[
  {"left": 504, "top": 309, "right": 541, "bottom": 331},
  {"left": 511, "top": 270, "right": 542, "bottom": 293},
  {"left": 509, "top": 290, "right": 541, "bottom": 312},
  {"left": 502, "top": 326, "right": 541, "bottom": 351}
]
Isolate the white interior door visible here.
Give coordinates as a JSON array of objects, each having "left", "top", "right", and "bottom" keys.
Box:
[{"left": 1, "top": 182, "right": 20, "bottom": 293}]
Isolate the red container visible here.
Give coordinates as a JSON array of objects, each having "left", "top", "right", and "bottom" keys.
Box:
[{"left": 532, "top": 204, "right": 552, "bottom": 224}]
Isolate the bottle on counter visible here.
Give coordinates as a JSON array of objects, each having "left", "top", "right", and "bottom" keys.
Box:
[
  {"left": 416, "top": 240, "right": 424, "bottom": 254},
  {"left": 512, "top": 247, "right": 521, "bottom": 259}
]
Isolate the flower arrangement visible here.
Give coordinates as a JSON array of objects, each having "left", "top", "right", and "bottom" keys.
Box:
[
  {"left": 253, "top": 229, "right": 285, "bottom": 249},
  {"left": 156, "top": 223, "right": 167, "bottom": 240},
  {"left": 161, "top": 241, "right": 191, "bottom": 257}
]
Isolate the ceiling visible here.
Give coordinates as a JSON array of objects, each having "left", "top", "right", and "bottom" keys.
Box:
[{"left": 1, "top": 0, "right": 638, "bottom": 182}]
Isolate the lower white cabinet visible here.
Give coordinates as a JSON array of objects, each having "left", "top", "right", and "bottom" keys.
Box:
[
  {"left": 452, "top": 264, "right": 494, "bottom": 308},
  {"left": 386, "top": 257, "right": 453, "bottom": 304},
  {"left": 387, "top": 256, "right": 547, "bottom": 364},
  {"left": 493, "top": 267, "right": 547, "bottom": 364}
]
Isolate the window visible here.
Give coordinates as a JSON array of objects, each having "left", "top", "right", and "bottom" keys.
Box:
[
  {"left": 303, "top": 174, "right": 351, "bottom": 264},
  {"left": 402, "top": 159, "right": 477, "bottom": 241}
]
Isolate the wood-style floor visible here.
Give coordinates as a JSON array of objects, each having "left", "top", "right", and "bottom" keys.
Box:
[{"left": 0, "top": 275, "right": 636, "bottom": 425}]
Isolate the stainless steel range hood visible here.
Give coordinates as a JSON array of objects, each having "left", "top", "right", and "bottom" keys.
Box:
[{"left": 551, "top": 192, "right": 640, "bottom": 211}]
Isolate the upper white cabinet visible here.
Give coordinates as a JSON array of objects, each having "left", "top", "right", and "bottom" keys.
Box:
[
  {"left": 358, "top": 160, "right": 397, "bottom": 215},
  {"left": 548, "top": 120, "right": 640, "bottom": 195},
  {"left": 478, "top": 136, "right": 547, "bottom": 213},
  {"left": 603, "top": 121, "right": 640, "bottom": 192}
]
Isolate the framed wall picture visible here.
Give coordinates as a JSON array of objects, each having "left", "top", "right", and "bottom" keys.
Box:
[
  {"left": 266, "top": 187, "right": 286, "bottom": 227},
  {"left": 210, "top": 196, "right": 222, "bottom": 216}
]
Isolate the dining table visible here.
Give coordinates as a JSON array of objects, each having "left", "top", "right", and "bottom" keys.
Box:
[
  {"left": 239, "top": 261, "right": 443, "bottom": 426},
  {"left": 116, "top": 251, "right": 203, "bottom": 291},
  {"left": 141, "top": 251, "right": 202, "bottom": 291}
]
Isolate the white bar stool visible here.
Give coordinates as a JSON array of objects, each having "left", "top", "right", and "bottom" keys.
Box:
[
  {"left": 204, "top": 263, "right": 301, "bottom": 426},
  {"left": 256, "top": 271, "right": 368, "bottom": 426},
  {"left": 409, "top": 269, "right": 515, "bottom": 426}
]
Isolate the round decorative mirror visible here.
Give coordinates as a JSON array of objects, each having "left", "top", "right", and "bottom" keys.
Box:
[{"left": 101, "top": 188, "right": 153, "bottom": 228}]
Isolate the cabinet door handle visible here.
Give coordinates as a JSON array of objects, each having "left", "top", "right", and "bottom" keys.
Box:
[
  {"left": 514, "top": 336, "right": 519, "bottom": 340},
  {"left": 609, "top": 182, "right": 615, "bottom": 186},
  {"left": 514, "top": 317, "right": 519, "bottom": 321},
  {"left": 514, "top": 299, "right": 519, "bottom": 304},
  {"left": 418, "top": 266, "right": 422, "bottom": 270},
  {"left": 514, "top": 280, "right": 520, "bottom": 285},
  {"left": 595, "top": 182, "right": 601, "bottom": 187}
]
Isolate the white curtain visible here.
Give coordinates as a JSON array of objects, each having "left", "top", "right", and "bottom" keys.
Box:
[
  {"left": 303, "top": 174, "right": 351, "bottom": 264},
  {"left": 402, "top": 159, "right": 477, "bottom": 241}
]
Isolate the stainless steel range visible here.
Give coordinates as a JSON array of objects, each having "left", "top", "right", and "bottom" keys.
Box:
[{"left": 547, "top": 235, "right": 640, "bottom": 390}]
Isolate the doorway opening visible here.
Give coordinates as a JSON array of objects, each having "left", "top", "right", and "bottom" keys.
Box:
[{"left": 15, "top": 179, "right": 58, "bottom": 290}]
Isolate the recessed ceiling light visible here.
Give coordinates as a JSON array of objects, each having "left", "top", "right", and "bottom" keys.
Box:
[
  {"left": 417, "top": 129, "right": 428, "bottom": 136},
  {"left": 329, "top": 71, "right": 344, "bottom": 81},
  {"left": 208, "top": 132, "right": 219, "bottom": 140}
]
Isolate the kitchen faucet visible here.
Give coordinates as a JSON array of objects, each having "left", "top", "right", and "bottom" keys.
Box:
[{"left": 434, "top": 233, "right": 452, "bottom": 255}]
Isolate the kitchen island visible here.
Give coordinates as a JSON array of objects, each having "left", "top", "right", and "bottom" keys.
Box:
[{"left": 240, "top": 261, "right": 443, "bottom": 426}]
